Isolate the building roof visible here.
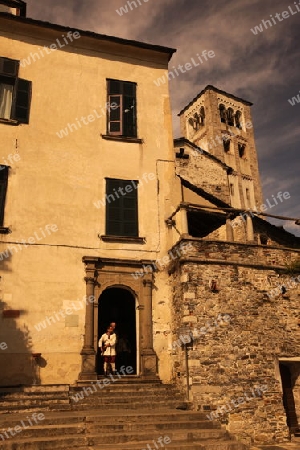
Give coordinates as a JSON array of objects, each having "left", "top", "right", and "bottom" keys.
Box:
[
  {"left": 0, "top": 11, "right": 176, "bottom": 60},
  {"left": 174, "top": 137, "right": 232, "bottom": 171},
  {"left": 178, "top": 84, "right": 253, "bottom": 116},
  {"left": 0, "top": 0, "right": 26, "bottom": 16}
]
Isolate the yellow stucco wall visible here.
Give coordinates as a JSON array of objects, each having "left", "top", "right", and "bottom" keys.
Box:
[{"left": 0, "top": 18, "right": 177, "bottom": 384}]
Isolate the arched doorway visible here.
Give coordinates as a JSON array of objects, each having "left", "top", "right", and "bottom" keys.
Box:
[
  {"left": 279, "top": 362, "right": 299, "bottom": 434},
  {"left": 97, "top": 287, "right": 137, "bottom": 375}
]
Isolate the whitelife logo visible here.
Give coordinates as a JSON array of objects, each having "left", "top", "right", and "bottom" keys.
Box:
[
  {"left": 20, "top": 31, "right": 81, "bottom": 67},
  {"left": 288, "top": 90, "right": 300, "bottom": 106},
  {"left": 0, "top": 224, "right": 58, "bottom": 261},
  {"left": 153, "top": 50, "right": 215, "bottom": 87},
  {"left": 116, "top": 0, "right": 150, "bottom": 16},
  {"left": 250, "top": 2, "right": 300, "bottom": 35},
  {"left": 0, "top": 413, "right": 45, "bottom": 442},
  {"left": 93, "top": 173, "right": 155, "bottom": 209}
]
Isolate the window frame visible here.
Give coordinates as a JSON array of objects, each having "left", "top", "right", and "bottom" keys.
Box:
[
  {"left": 0, "top": 56, "right": 32, "bottom": 124},
  {"left": 107, "top": 79, "right": 137, "bottom": 139}
]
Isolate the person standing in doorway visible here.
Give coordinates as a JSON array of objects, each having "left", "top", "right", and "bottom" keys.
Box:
[{"left": 98, "top": 326, "right": 117, "bottom": 375}]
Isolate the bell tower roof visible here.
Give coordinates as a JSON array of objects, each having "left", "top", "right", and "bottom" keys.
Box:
[{"left": 0, "top": 0, "right": 26, "bottom": 17}]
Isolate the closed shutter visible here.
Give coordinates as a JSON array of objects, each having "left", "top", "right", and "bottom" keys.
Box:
[
  {"left": 0, "top": 166, "right": 8, "bottom": 226},
  {"left": 106, "top": 179, "right": 138, "bottom": 237}
]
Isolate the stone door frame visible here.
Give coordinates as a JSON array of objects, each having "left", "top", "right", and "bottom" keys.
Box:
[
  {"left": 78, "top": 256, "right": 158, "bottom": 381},
  {"left": 94, "top": 284, "right": 139, "bottom": 375}
]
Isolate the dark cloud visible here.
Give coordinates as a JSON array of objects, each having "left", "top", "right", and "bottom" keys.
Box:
[{"left": 24, "top": 0, "right": 300, "bottom": 235}]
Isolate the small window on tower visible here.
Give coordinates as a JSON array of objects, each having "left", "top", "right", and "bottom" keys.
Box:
[
  {"left": 223, "top": 139, "right": 230, "bottom": 152},
  {"left": 199, "top": 106, "right": 205, "bottom": 125},
  {"left": 230, "top": 183, "right": 234, "bottom": 196},
  {"left": 219, "top": 104, "right": 226, "bottom": 123},
  {"left": 227, "top": 108, "right": 234, "bottom": 126},
  {"left": 238, "top": 143, "right": 246, "bottom": 158},
  {"left": 235, "top": 110, "right": 242, "bottom": 129},
  {"left": 193, "top": 113, "right": 200, "bottom": 130}
]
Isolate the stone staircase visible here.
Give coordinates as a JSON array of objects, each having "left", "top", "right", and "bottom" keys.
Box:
[{"left": 0, "top": 379, "right": 249, "bottom": 450}]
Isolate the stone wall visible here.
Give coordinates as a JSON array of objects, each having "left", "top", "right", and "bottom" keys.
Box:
[
  {"left": 169, "top": 238, "right": 300, "bottom": 445},
  {"left": 175, "top": 149, "right": 230, "bottom": 205}
]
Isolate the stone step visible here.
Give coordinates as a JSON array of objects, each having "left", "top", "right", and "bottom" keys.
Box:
[
  {"left": 0, "top": 410, "right": 214, "bottom": 428},
  {"left": 71, "top": 383, "right": 182, "bottom": 394},
  {"left": 0, "top": 392, "right": 69, "bottom": 400},
  {"left": 0, "top": 385, "right": 69, "bottom": 393},
  {"left": 84, "top": 411, "right": 210, "bottom": 423},
  {"left": 0, "top": 423, "right": 226, "bottom": 441},
  {"left": 0, "top": 406, "right": 249, "bottom": 450},
  {"left": 86, "top": 419, "right": 219, "bottom": 433},
  {"left": 0, "top": 406, "right": 72, "bottom": 415},
  {"left": 88, "top": 428, "right": 229, "bottom": 445},
  {"left": 71, "top": 400, "right": 186, "bottom": 411},
  {"left": 0, "top": 432, "right": 243, "bottom": 450},
  {"left": 0, "top": 398, "right": 70, "bottom": 405},
  {"left": 0, "top": 414, "right": 222, "bottom": 439},
  {"left": 69, "top": 390, "right": 183, "bottom": 399},
  {"left": 70, "top": 396, "right": 184, "bottom": 405},
  {"left": 0, "top": 423, "right": 85, "bottom": 438},
  {"left": 91, "top": 441, "right": 248, "bottom": 450},
  {"left": 70, "top": 386, "right": 182, "bottom": 395},
  {"left": 0, "top": 434, "right": 87, "bottom": 450}
]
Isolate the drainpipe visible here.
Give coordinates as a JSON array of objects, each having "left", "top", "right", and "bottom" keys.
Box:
[
  {"left": 184, "top": 343, "right": 190, "bottom": 401},
  {"left": 183, "top": 332, "right": 193, "bottom": 401}
]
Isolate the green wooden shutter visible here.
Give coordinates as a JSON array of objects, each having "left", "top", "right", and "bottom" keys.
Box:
[
  {"left": 123, "top": 82, "right": 136, "bottom": 138},
  {"left": 12, "top": 78, "right": 32, "bottom": 123},
  {"left": 106, "top": 179, "right": 138, "bottom": 237},
  {"left": 0, "top": 166, "right": 8, "bottom": 226}
]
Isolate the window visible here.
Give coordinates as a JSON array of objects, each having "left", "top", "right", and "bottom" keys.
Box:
[
  {"left": 245, "top": 188, "right": 250, "bottom": 202},
  {"left": 219, "top": 104, "right": 226, "bottom": 123},
  {"left": 0, "top": 57, "right": 32, "bottom": 123},
  {"left": 235, "top": 110, "right": 242, "bottom": 129},
  {"left": 107, "top": 79, "right": 137, "bottom": 138},
  {"left": 227, "top": 108, "right": 234, "bottom": 126},
  {"left": 238, "top": 143, "right": 246, "bottom": 158},
  {"left": 199, "top": 106, "right": 205, "bottom": 125},
  {"left": 106, "top": 178, "right": 138, "bottom": 237},
  {"left": 0, "top": 166, "right": 8, "bottom": 226},
  {"left": 230, "top": 183, "right": 234, "bottom": 196},
  {"left": 223, "top": 138, "right": 230, "bottom": 152}
]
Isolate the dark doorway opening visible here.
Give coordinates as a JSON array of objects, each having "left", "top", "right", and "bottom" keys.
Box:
[
  {"left": 279, "top": 362, "right": 300, "bottom": 434},
  {"left": 97, "top": 287, "right": 137, "bottom": 376}
]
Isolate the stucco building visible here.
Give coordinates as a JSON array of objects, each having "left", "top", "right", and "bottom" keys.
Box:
[{"left": 0, "top": 0, "right": 299, "bottom": 445}]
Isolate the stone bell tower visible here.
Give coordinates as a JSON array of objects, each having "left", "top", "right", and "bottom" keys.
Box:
[
  {"left": 0, "top": 0, "right": 26, "bottom": 17},
  {"left": 178, "top": 84, "right": 263, "bottom": 210}
]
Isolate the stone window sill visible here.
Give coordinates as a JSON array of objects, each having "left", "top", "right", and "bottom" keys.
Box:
[
  {"left": 99, "top": 235, "right": 146, "bottom": 244},
  {"left": 101, "top": 134, "right": 143, "bottom": 144},
  {"left": 0, "top": 118, "right": 19, "bottom": 126},
  {"left": 0, "top": 227, "right": 11, "bottom": 234}
]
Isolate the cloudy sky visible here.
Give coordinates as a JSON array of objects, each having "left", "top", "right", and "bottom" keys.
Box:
[{"left": 25, "top": 0, "right": 300, "bottom": 235}]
